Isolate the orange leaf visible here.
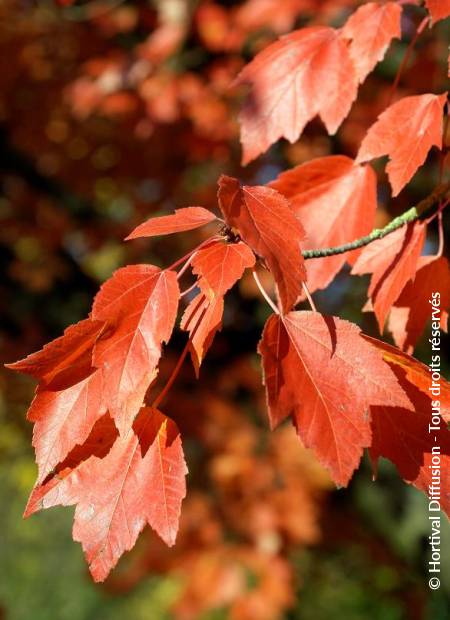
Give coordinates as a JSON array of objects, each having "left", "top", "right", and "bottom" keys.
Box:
[
  {"left": 26, "top": 408, "right": 187, "bottom": 582},
  {"left": 6, "top": 318, "right": 105, "bottom": 386},
  {"left": 92, "top": 265, "right": 179, "bottom": 434},
  {"left": 356, "top": 93, "right": 447, "bottom": 196},
  {"left": 351, "top": 222, "right": 426, "bottom": 331},
  {"left": 258, "top": 311, "right": 410, "bottom": 486},
  {"left": 29, "top": 369, "right": 106, "bottom": 484},
  {"left": 192, "top": 239, "right": 255, "bottom": 300},
  {"left": 369, "top": 367, "right": 450, "bottom": 516},
  {"left": 341, "top": 1, "right": 402, "bottom": 83},
  {"left": 126, "top": 207, "right": 217, "bottom": 240},
  {"left": 218, "top": 175, "right": 305, "bottom": 313},
  {"left": 364, "top": 336, "right": 450, "bottom": 423},
  {"left": 180, "top": 293, "right": 224, "bottom": 375},
  {"left": 236, "top": 27, "right": 358, "bottom": 164},
  {"left": 388, "top": 255, "right": 450, "bottom": 352}
]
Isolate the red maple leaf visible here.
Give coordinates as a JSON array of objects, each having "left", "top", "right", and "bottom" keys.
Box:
[
  {"left": 356, "top": 93, "right": 448, "bottom": 196},
  {"left": 26, "top": 407, "right": 187, "bottom": 582},
  {"left": 91, "top": 265, "right": 180, "bottom": 435},
  {"left": 217, "top": 175, "right": 306, "bottom": 313},
  {"left": 258, "top": 311, "right": 411, "bottom": 486},
  {"left": 191, "top": 239, "right": 255, "bottom": 300},
  {"left": 6, "top": 318, "right": 106, "bottom": 385},
  {"left": 180, "top": 293, "right": 224, "bottom": 375},
  {"left": 388, "top": 255, "right": 450, "bottom": 352},
  {"left": 125, "top": 206, "right": 218, "bottom": 240},
  {"left": 341, "top": 1, "right": 402, "bottom": 84},
  {"left": 369, "top": 368, "right": 450, "bottom": 516},
  {"left": 351, "top": 222, "right": 426, "bottom": 331},
  {"left": 28, "top": 369, "right": 106, "bottom": 484},
  {"left": 365, "top": 337, "right": 450, "bottom": 424},
  {"left": 235, "top": 27, "right": 358, "bottom": 164}
]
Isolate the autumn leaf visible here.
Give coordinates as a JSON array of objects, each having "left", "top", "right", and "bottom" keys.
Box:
[
  {"left": 192, "top": 239, "right": 255, "bottom": 300},
  {"left": 236, "top": 26, "right": 358, "bottom": 164},
  {"left": 92, "top": 265, "right": 179, "bottom": 435},
  {"left": 351, "top": 222, "right": 426, "bottom": 331},
  {"left": 25, "top": 414, "right": 119, "bottom": 516},
  {"left": 258, "top": 311, "right": 411, "bottom": 486},
  {"left": 269, "top": 155, "right": 377, "bottom": 293},
  {"left": 218, "top": 175, "right": 305, "bottom": 313},
  {"left": 356, "top": 93, "right": 448, "bottom": 196},
  {"left": 341, "top": 2, "right": 402, "bottom": 83},
  {"left": 125, "top": 206, "right": 218, "bottom": 240},
  {"left": 6, "top": 318, "right": 111, "bottom": 483},
  {"left": 6, "top": 318, "right": 106, "bottom": 386},
  {"left": 4, "top": 0, "right": 450, "bottom": 589},
  {"left": 180, "top": 293, "right": 224, "bottom": 375},
  {"left": 388, "top": 255, "right": 450, "bottom": 353},
  {"left": 369, "top": 366, "right": 450, "bottom": 516},
  {"left": 55, "top": 413, "right": 119, "bottom": 471},
  {"left": 181, "top": 238, "right": 254, "bottom": 373},
  {"left": 425, "top": 0, "right": 450, "bottom": 24},
  {"left": 26, "top": 407, "right": 187, "bottom": 582},
  {"left": 364, "top": 336, "right": 450, "bottom": 423},
  {"left": 28, "top": 369, "right": 106, "bottom": 484}
]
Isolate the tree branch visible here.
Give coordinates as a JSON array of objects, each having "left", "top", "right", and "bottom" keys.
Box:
[{"left": 302, "top": 182, "right": 449, "bottom": 260}]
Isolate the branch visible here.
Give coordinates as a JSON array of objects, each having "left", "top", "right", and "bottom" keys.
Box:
[{"left": 302, "top": 182, "right": 449, "bottom": 260}]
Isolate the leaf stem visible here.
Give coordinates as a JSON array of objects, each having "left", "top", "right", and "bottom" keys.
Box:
[
  {"left": 435, "top": 198, "right": 449, "bottom": 257},
  {"left": 151, "top": 296, "right": 207, "bottom": 409},
  {"left": 177, "top": 254, "right": 194, "bottom": 280},
  {"left": 302, "top": 183, "right": 449, "bottom": 260},
  {"left": 252, "top": 269, "right": 279, "bottom": 314},
  {"left": 437, "top": 211, "right": 444, "bottom": 257},
  {"left": 167, "top": 236, "right": 219, "bottom": 272},
  {"left": 151, "top": 345, "right": 190, "bottom": 410},
  {"left": 180, "top": 282, "right": 198, "bottom": 297},
  {"left": 302, "top": 282, "right": 317, "bottom": 312}
]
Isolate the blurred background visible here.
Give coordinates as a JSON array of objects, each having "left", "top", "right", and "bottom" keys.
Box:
[{"left": 0, "top": 1, "right": 449, "bottom": 619}]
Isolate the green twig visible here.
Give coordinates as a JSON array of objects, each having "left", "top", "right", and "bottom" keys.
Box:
[{"left": 302, "top": 183, "right": 449, "bottom": 260}]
